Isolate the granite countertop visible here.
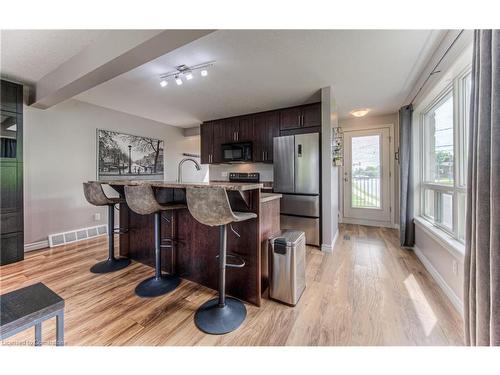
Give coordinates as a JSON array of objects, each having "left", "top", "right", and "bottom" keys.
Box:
[
  {"left": 91, "top": 180, "right": 263, "bottom": 191},
  {"left": 260, "top": 192, "right": 282, "bottom": 203}
]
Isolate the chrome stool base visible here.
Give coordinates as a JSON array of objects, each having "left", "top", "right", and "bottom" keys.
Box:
[
  {"left": 194, "top": 297, "right": 247, "bottom": 335},
  {"left": 135, "top": 275, "right": 181, "bottom": 298},
  {"left": 90, "top": 257, "right": 131, "bottom": 274}
]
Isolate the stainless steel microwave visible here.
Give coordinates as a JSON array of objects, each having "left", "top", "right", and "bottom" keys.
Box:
[{"left": 221, "top": 142, "right": 252, "bottom": 163}]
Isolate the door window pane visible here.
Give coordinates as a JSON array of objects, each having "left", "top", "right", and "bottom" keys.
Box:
[
  {"left": 351, "top": 135, "right": 381, "bottom": 208},
  {"left": 424, "top": 93, "right": 454, "bottom": 184}
]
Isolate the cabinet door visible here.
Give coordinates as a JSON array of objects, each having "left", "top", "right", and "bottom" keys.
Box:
[
  {"left": 0, "top": 231, "right": 24, "bottom": 265},
  {"left": 264, "top": 111, "right": 280, "bottom": 162},
  {"left": 200, "top": 122, "right": 213, "bottom": 164},
  {"left": 279, "top": 107, "right": 302, "bottom": 130},
  {"left": 253, "top": 113, "right": 267, "bottom": 162},
  {"left": 302, "top": 103, "right": 321, "bottom": 128},
  {"left": 0, "top": 81, "right": 22, "bottom": 113},
  {"left": 237, "top": 115, "right": 253, "bottom": 142},
  {"left": 212, "top": 120, "right": 234, "bottom": 163}
]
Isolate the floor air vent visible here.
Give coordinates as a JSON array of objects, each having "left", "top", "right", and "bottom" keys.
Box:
[{"left": 48, "top": 224, "right": 108, "bottom": 247}]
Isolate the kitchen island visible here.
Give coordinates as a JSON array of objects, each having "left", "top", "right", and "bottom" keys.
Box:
[{"left": 90, "top": 180, "right": 280, "bottom": 306}]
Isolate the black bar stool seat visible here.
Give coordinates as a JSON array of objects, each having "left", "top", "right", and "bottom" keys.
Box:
[
  {"left": 124, "top": 184, "right": 186, "bottom": 298},
  {"left": 83, "top": 182, "right": 131, "bottom": 273}
]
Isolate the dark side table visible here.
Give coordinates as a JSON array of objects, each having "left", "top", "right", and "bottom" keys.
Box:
[{"left": 1, "top": 282, "right": 65, "bottom": 346}]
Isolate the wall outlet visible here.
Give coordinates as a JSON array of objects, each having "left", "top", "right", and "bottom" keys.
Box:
[
  {"left": 452, "top": 260, "right": 458, "bottom": 275},
  {"left": 221, "top": 171, "right": 228, "bottom": 178},
  {"left": 94, "top": 213, "right": 101, "bottom": 221}
]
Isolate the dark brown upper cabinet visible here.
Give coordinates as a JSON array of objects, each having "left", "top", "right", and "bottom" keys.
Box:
[
  {"left": 253, "top": 111, "right": 279, "bottom": 163},
  {"left": 279, "top": 106, "right": 302, "bottom": 130},
  {"left": 200, "top": 121, "right": 214, "bottom": 164},
  {"left": 279, "top": 103, "right": 321, "bottom": 130},
  {"left": 302, "top": 103, "right": 322, "bottom": 127},
  {"left": 200, "top": 102, "right": 320, "bottom": 165},
  {"left": 236, "top": 115, "right": 254, "bottom": 142}
]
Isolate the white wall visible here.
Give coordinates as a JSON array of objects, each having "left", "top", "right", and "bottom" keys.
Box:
[
  {"left": 339, "top": 113, "right": 400, "bottom": 226},
  {"left": 23, "top": 99, "right": 208, "bottom": 245},
  {"left": 320, "top": 87, "right": 340, "bottom": 252},
  {"left": 413, "top": 221, "right": 464, "bottom": 313}
]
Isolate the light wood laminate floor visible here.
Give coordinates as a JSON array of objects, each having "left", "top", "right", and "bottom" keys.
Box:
[{"left": 0, "top": 224, "right": 464, "bottom": 346}]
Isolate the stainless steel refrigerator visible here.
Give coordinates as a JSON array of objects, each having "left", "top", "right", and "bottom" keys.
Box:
[{"left": 273, "top": 133, "right": 320, "bottom": 246}]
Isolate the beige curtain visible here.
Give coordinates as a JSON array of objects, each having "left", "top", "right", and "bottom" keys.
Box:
[{"left": 464, "top": 29, "right": 500, "bottom": 346}]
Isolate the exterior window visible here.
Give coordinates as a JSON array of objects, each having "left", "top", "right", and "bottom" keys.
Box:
[{"left": 420, "top": 70, "right": 471, "bottom": 242}]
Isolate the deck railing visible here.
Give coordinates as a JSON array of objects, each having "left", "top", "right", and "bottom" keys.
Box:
[{"left": 352, "top": 176, "right": 380, "bottom": 208}]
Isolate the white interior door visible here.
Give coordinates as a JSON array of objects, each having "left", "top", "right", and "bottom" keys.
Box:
[{"left": 343, "top": 128, "right": 391, "bottom": 224}]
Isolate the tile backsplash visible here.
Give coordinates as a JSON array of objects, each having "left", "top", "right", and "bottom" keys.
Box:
[{"left": 209, "top": 163, "right": 273, "bottom": 182}]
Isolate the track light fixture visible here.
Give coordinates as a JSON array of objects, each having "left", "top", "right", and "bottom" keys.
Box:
[{"left": 159, "top": 61, "right": 215, "bottom": 87}]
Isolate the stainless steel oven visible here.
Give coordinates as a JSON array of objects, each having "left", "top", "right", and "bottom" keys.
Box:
[{"left": 221, "top": 142, "right": 252, "bottom": 163}]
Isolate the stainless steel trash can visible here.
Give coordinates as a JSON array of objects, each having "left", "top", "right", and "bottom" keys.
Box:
[{"left": 269, "top": 230, "right": 306, "bottom": 306}]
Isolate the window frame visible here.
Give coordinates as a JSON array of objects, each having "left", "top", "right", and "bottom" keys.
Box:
[{"left": 418, "top": 67, "right": 471, "bottom": 242}]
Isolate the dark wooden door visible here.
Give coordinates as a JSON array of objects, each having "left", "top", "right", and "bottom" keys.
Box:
[
  {"left": 200, "top": 122, "right": 213, "bottom": 164},
  {"left": 279, "top": 106, "right": 302, "bottom": 130},
  {"left": 302, "top": 103, "right": 322, "bottom": 127}
]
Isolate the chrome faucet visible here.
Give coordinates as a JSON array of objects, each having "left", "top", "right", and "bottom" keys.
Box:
[{"left": 177, "top": 158, "right": 201, "bottom": 183}]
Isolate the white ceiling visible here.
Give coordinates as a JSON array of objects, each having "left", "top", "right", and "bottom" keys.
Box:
[
  {"left": 1, "top": 30, "right": 444, "bottom": 126},
  {"left": 0, "top": 29, "right": 107, "bottom": 84}
]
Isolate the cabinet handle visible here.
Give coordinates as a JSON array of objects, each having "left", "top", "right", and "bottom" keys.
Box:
[
  {"left": 237, "top": 132, "right": 239, "bottom": 141},
  {"left": 262, "top": 151, "right": 265, "bottom": 160},
  {"left": 301, "top": 115, "right": 304, "bottom": 126}
]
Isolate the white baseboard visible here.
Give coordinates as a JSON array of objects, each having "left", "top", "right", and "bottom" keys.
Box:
[
  {"left": 413, "top": 245, "right": 464, "bottom": 316},
  {"left": 321, "top": 228, "right": 339, "bottom": 253},
  {"left": 24, "top": 240, "right": 50, "bottom": 252}
]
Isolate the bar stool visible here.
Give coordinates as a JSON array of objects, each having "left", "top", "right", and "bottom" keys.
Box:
[
  {"left": 124, "top": 184, "right": 186, "bottom": 298},
  {"left": 186, "top": 186, "right": 257, "bottom": 335},
  {"left": 83, "top": 182, "right": 131, "bottom": 273}
]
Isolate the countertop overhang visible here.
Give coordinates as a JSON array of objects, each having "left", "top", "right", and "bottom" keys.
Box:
[
  {"left": 90, "top": 180, "right": 263, "bottom": 191},
  {"left": 260, "top": 193, "right": 282, "bottom": 203}
]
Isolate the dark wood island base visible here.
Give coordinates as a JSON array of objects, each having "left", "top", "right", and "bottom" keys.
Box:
[{"left": 102, "top": 181, "right": 281, "bottom": 307}]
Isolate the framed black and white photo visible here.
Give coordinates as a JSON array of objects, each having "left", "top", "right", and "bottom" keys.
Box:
[{"left": 97, "top": 129, "right": 164, "bottom": 181}]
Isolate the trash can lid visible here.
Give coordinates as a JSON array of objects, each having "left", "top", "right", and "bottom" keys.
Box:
[{"left": 270, "top": 230, "right": 305, "bottom": 246}]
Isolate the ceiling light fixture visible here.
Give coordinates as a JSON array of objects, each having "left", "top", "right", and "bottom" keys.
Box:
[
  {"left": 159, "top": 61, "right": 215, "bottom": 87},
  {"left": 350, "top": 109, "right": 370, "bottom": 117}
]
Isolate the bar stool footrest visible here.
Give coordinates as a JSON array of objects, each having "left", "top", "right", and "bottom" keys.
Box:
[{"left": 216, "top": 253, "right": 246, "bottom": 268}]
